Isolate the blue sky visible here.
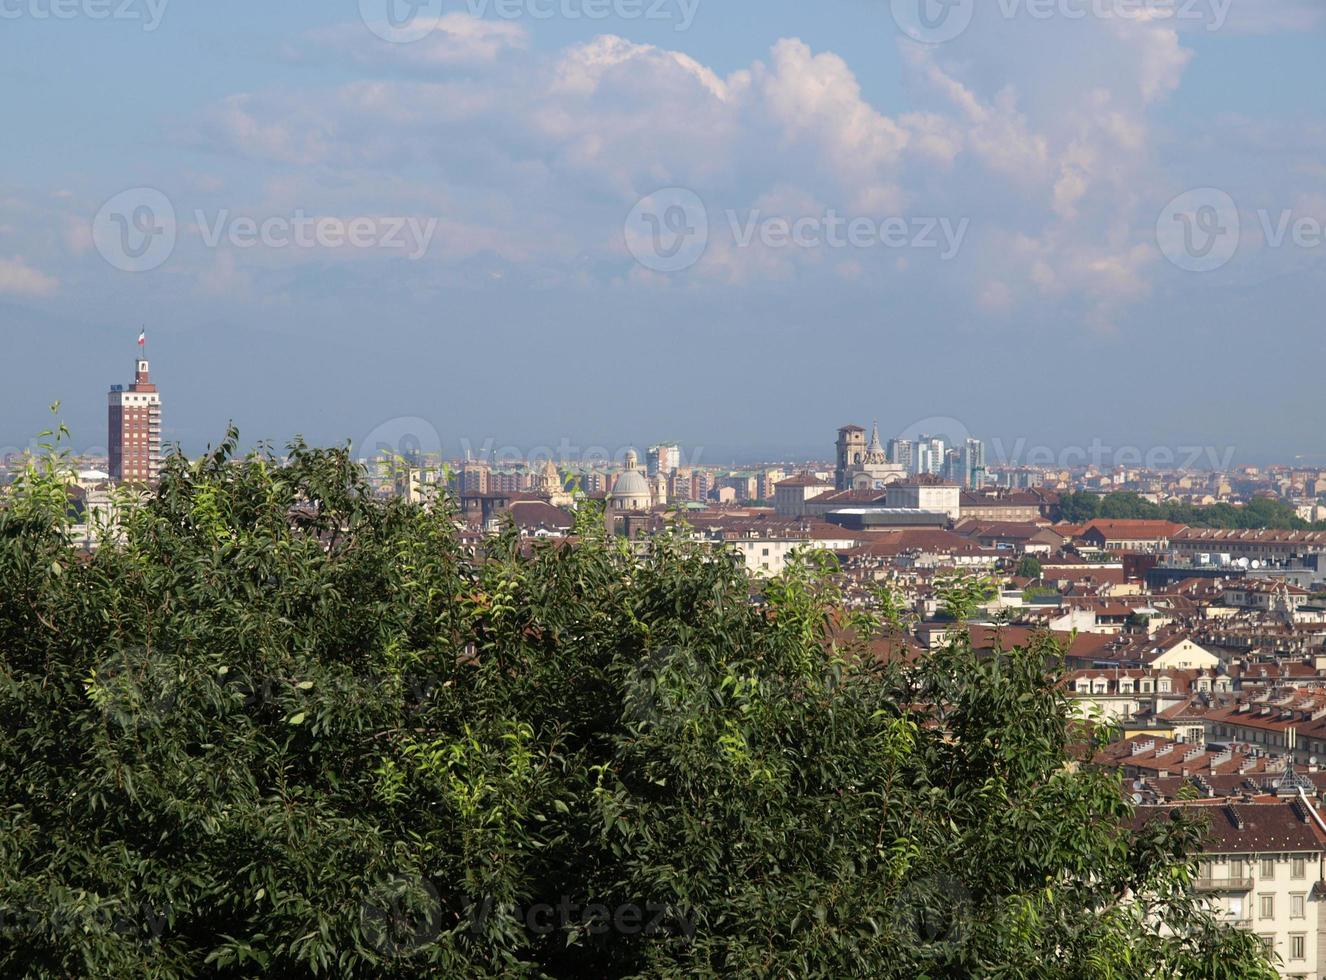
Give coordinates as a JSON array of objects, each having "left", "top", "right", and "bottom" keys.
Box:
[{"left": 1, "top": 0, "right": 1324, "bottom": 465}]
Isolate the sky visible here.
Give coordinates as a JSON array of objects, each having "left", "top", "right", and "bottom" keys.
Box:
[{"left": 0, "top": 0, "right": 1324, "bottom": 467}]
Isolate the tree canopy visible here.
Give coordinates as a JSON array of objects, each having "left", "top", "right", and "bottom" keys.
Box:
[
  {"left": 0, "top": 429, "right": 1276, "bottom": 978},
  {"left": 1058, "top": 490, "right": 1312, "bottom": 531}
]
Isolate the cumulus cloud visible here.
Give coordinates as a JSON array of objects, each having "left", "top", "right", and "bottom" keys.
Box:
[
  {"left": 0, "top": 256, "right": 58, "bottom": 297},
  {"left": 110, "top": 10, "right": 1322, "bottom": 324}
]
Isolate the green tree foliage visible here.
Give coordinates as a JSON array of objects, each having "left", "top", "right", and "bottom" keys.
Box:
[
  {"left": 0, "top": 431, "right": 1276, "bottom": 978},
  {"left": 1057, "top": 490, "right": 1310, "bottom": 531},
  {"left": 1015, "top": 556, "right": 1042, "bottom": 580}
]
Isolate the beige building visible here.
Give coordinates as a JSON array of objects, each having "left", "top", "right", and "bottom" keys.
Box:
[
  {"left": 773, "top": 473, "right": 835, "bottom": 517},
  {"left": 885, "top": 480, "right": 961, "bottom": 521},
  {"left": 1137, "top": 797, "right": 1326, "bottom": 979}
]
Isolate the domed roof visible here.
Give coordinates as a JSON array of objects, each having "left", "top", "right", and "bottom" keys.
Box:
[{"left": 611, "top": 469, "right": 651, "bottom": 500}]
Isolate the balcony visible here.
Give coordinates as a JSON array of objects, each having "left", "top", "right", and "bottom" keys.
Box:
[{"left": 1195, "top": 877, "right": 1253, "bottom": 892}]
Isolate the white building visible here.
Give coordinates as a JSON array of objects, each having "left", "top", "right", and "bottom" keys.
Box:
[{"left": 1138, "top": 795, "right": 1326, "bottom": 979}]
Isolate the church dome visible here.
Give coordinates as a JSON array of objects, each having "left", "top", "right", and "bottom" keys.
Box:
[{"left": 611, "top": 469, "right": 651, "bottom": 499}]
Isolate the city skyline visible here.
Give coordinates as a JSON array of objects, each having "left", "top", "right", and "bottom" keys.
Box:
[{"left": 2, "top": 337, "right": 1318, "bottom": 471}]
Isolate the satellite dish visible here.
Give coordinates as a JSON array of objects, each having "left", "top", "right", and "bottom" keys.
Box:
[{"left": 1312, "top": 757, "right": 1319, "bottom": 766}]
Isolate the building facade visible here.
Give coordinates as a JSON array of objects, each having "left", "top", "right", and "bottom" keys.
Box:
[{"left": 108, "top": 358, "right": 162, "bottom": 485}]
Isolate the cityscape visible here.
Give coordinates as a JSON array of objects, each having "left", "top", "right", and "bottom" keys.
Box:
[{"left": 4, "top": 1, "right": 1325, "bottom": 977}]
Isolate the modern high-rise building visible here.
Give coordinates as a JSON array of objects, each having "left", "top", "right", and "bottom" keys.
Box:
[
  {"left": 108, "top": 356, "right": 162, "bottom": 484},
  {"left": 962, "top": 438, "right": 987, "bottom": 488},
  {"left": 647, "top": 443, "right": 681, "bottom": 477},
  {"left": 461, "top": 461, "right": 491, "bottom": 495},
  {"left": 887, "top": 438, "right": 913, "bottom": 471}
]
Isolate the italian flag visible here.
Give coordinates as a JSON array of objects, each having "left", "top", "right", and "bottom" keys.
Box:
[{"left": 138, "top": 330, "right": 146, "bottom": 347}]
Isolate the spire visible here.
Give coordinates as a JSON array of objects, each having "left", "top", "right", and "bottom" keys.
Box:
[{"left": 869, "top": 420, "right": 884, "bottom": 454}]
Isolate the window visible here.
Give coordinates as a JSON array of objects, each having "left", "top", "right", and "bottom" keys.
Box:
[
  {"left": 1230, "top": 859, "right": 1244, "bottom": 880},
  {"left": 1292, "top": 856, "right": 1306, "bottom": 879},
  {"left": 1227, "top": 896, "right": 1244, "bottom": 919},
  {"left": 1261, "top": 857, "right": 1277, "bottom": 880},
  {"left": 1259, "top": 935, "right": 1275, "bottom": 955},
  {"left": 1291, "top": 893, "right": 1306, "bottom": 919},
  {"left": 1259, "top": 894, "right": 1275, "bottom": 920},
  {"left": 1290, "top": 934, "right": 1306, "bottom": 960}
]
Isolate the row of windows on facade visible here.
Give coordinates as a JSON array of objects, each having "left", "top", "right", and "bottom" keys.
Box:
[
  {"left": 1074, "top": 677, "right": 1175, "bottom": 694},
  {"left": 1202, "top": 854, "right": 1311, "bottom": 880},
  {"left": 1258, "top": 931, "right": 1309, "bottom": 962}
]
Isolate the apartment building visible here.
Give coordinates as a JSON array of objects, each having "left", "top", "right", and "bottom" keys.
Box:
[{"left": 1138, "top": 798, "right": 1326, "bottom": 978}]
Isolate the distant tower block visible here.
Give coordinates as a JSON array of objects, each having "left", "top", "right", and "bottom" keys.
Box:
[{"left": 108, "top": 355, "right": 163, "bottom": 485}]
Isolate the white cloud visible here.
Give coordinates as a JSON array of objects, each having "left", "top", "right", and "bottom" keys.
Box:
[
  {"left": 0, "top": 256, "right": 58, "bottom": 297},
  {"left": 303, "top": 16, "right": 528, "bottom": 68},
  {"left": 99, "top": 12, "right": 1324, "bottom": 324}
]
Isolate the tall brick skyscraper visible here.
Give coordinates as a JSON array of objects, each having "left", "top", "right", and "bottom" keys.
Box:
[{"left": 108, "top": 350, "right": 162, "bottom": 484}]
